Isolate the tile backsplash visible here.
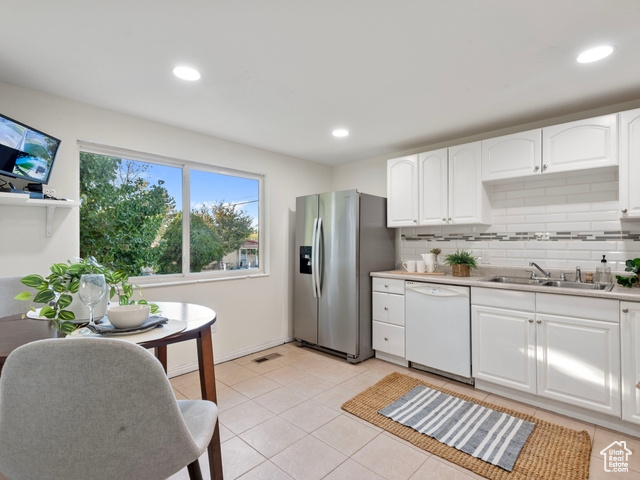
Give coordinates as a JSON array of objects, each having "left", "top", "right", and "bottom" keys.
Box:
[{"left": 400, "top": 169, "right": 640, "bottom": 274}]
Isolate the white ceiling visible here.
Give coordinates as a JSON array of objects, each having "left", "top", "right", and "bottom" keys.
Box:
[{"left": 2, "top": 1, "right": 640, "bottom": 166}]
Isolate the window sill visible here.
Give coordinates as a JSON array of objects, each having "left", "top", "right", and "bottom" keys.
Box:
[{"left": 131, "top": 270, "right": 269, "bottom": 289}]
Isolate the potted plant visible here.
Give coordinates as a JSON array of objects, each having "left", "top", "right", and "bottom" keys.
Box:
[
  {"left": 616, "top": 258, "right": 640, "bottom": 288},
  {"left": 15, "top": 256, "right": 158, "bottom": 334},
  {"left": 444, "top": 249, "right": 478, "bottom": 277}
]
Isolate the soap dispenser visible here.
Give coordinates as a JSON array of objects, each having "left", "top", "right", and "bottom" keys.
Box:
[{"left": 596, "top": 255, "right": 611, "bottom": 284}]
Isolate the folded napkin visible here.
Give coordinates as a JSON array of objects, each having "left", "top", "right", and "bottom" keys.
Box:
[{"left": 88, "top": 315, "right": 169, "bottom": 335}]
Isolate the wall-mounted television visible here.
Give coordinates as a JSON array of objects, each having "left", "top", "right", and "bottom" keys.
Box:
[{"left": 0, "top": 113, "right": 61, "bottom": 185}]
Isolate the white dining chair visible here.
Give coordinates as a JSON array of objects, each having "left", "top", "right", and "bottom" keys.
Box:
[{"left": 0, "top": 337, "right": 218, "bottom": 480}]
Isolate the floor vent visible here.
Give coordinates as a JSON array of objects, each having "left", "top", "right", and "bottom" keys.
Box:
[{"left": 252, "top": 352, "right": 282, "bottom": 363}]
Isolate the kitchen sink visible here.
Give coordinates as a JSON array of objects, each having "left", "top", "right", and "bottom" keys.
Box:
[
  {"left": 484, "top": 276, "right": 547, "bottom": 285},
  {"left": 541, "top": 280, "right": 614, "bottom": 291},
  {"left": 483, "top": 276, "right": 614, "bottom": 292}
]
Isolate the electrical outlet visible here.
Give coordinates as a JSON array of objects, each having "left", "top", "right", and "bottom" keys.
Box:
[
  {"left": 482, "top": 251, "right": 491, "bottom": 264},
  {"left": 43, "top": 188, "right": 56, "bottom": 197}
]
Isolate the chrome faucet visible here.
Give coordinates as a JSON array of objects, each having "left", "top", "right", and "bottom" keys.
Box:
[
  {"left": 529, "top": 262, "right": 551, "bottom": 278},
  {"left": 575, "top": 266, "right": 582, "bottom": 283}
]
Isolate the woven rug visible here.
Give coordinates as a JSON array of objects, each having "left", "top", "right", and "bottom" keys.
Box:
[{"left": 342, "top": 372, "right": 592, "bottom": 480}]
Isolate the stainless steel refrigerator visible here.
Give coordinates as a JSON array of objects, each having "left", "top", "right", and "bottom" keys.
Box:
[{"left": 294, "top": 189, "right": 395, "bottom": 363}]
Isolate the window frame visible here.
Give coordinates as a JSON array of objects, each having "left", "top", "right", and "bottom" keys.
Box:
[{"left": 78, "top": 141, "right": 267, "bottom": 284}]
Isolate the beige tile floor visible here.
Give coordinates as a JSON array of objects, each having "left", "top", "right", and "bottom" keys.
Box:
[{"left": 166, "top": 342, "right": 640, "bottom": 480}]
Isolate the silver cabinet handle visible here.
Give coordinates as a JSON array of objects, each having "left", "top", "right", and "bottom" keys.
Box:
[
  {"left": 384, "top": 337, "right": 389, "bottom": 341},
  {"left": 534, "top": 165, "right": 540, "bottom": 172},
  {"left": 384, "top": 307, "right": 389, "bottom": 311},
  {"left": 622, "top": 308, "right": 629, "bottom": 313},
  {"left": 384, "top": 284, "right": 389, "bottom": 288},
  {"left": 536, "top": 319, "right": 542, "bottom": 324},
  {"left": 636, "top": 381, "right": 640, "bottom": 389},
  {"left": 543, "top": 164, "right": 548, "bottom": 171},
  {"left": 622, "top": 209, "right": 628, "bottom": 214},
  {"left": 447, "top": 217, "right": 452, "bottom": 221},
  {"left": 528, "top": 319, "right": 534, "bottom": 323}
]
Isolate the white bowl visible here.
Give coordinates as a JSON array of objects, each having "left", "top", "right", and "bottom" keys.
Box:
[{"left": 107, "top": 304, "right": 150, "bottom": 329}]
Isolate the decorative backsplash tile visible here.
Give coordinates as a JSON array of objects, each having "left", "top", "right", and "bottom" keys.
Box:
[{"left": 398, "top": 169, "right": 640, "bottom": 273}]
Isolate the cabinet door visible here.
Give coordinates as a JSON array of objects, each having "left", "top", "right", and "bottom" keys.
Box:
[
  {"left": 542, "top": 114, "right": 617, "bottom": 174},
  {"left": 449, "top": 142, "right": 488, "bottom": 224},
  {"left": 417, "top": 148, "right": 448, "bottom": 225},
  {"left": 481, "top": 129, "right": 542, "bottom": 181},
  {"left": 621, "top": 302, "right": 640, "bottom": 424},
  {"left": 387, "top": 156, "right": 418, "bottom": 227},
  {"left": 537, "top": 314, "right": 620, "bottom": 416},
  {"left": 472, "top": 305, "right": 536, "bottom": 394},
  {"left": 619, "top": 108, "right": 640, "bottom": 219}
]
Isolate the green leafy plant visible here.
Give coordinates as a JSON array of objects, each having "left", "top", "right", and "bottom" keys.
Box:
[
  {"left": 616, "top": 258, "right": 640, "bottom": 288},
  {"left": 444, "top": 250, "right": 478, "bottom": 269},
  {"left": 15, "top": 256, "right": 159, "bottom": 334}
]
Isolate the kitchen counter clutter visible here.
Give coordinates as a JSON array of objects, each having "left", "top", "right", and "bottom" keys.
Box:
[{"left": 370, "top": 267, "right": 640, "bottom": 437}]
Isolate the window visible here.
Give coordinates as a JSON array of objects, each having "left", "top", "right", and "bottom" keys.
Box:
[{"left": 79, "top": 144, "right": 263, "bottom": 280}]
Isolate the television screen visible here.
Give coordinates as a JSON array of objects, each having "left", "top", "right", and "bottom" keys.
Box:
[{"left": 0, "top": 113, "right": 61, "bottom": 185}]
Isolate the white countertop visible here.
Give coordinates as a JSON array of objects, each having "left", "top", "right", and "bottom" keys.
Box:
[{"left": 371, "top": 268, "right": 640, "bottom": 302}]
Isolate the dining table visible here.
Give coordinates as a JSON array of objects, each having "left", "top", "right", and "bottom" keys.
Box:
[{"left": 0, "top": 301, "right": 223, "bottom": 480}]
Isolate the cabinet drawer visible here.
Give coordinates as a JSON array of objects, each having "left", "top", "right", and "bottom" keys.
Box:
[
  {"left": 373, "top": 321, "right": 405, "bottom": 357},
  {"left": 536, "top": 293, "right": 618, "bottom": 323},
  {"left": 373, "top": 292, "right": 405, "bottom": 326},
  {"left": 471, "top": 287, "right": 535, "bottom": 311},
  {"left": 373, "top": 277, "right": 405, "bottom": 295}
]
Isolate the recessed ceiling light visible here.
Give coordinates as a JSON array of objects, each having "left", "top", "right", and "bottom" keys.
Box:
[
  {"left": 173, "top": 65, "right": 201, "bottom": 81},
  {"left": 576, "top": 45, "right": 614, "bottom": 63},
  {"left": 332, "top": 128, "right": 349, "bottom": 138}
]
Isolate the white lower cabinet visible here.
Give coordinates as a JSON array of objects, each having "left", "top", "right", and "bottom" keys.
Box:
[
  {"left": 622, "top": 301, "right": 640, "bottom": 424},
  {"left": 372, "top": 278, "right": 405, "bottom": 362},
  {"left": 472, "top": 288, "right": 620, "bottom": 416},
  {"left": 536, "top": 312, "right": 620, "bottom": 416},
  {"left": 472, "top": 289, "right": 536, "bottom": 393}
]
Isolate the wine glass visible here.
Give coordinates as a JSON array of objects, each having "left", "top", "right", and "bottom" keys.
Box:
[{"left": 78, "top": 274, "right": 107, "bottom": 327}]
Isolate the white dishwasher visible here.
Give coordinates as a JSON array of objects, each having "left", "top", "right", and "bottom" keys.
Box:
[{"left": 405, "top": 281, "right": 472, "bottom": 384}]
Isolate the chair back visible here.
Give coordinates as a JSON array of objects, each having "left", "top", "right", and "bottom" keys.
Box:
[
  {"left": 0, "top": 337, "right": 204, "bottom": 480},
  {"left": 0, "top": 275, "right": 30, "bottom": 317}
]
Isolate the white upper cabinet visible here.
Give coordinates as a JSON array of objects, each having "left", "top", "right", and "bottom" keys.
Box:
[
  {"left": 387, "top": 155, "right": 418, "bottom": 227},
  {"left": 482, "top": 129, "right": 542, "bottom": 181},
  {"left": 418, "top": 148, "right": 448, "bottom": 224},
  {"left": 481, "top": 114, "right": 618, "bottom": 182},
  {"left": 448, "top": 142, "right": 490, "bottom": 224},
  {"left": 619, "top": 108, "right": 640, "bottom": 219},
  {"left": 418, "top": 142, "right": 490, "bottom": 226},
  {"left": 542, "top": 114, "right": 618, "bottom": 173},
  {"left": 388, "top": 143, "right": 489, "bottom": 227}
]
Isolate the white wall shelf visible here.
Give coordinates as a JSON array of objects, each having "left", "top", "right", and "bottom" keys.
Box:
[{"left": 0, "top": 192, "right": 76, "bottom": 237}]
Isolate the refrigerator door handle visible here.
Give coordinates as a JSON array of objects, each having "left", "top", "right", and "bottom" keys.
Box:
[{"left": 312, "top": 217, "right": 323, "bottom": 298}]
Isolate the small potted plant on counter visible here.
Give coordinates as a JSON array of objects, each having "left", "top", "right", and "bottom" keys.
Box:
[
  {"left": 444, "top": 249, "right": 478, "bottom": 277},
  {"left": 616, "top": 258, "right": 640, "bottom": 288}
]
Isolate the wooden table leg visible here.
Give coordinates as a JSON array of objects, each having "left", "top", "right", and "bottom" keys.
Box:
[
  {"left": 156, "top": 345, "right": 168, "bottom": 373},
  {"left": 197, "top": 326, "right": 222, "bottom": 480}
]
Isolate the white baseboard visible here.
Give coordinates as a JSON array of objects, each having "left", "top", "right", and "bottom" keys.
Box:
[{"left": 167, "top": 336, "right": 295, "bottom": 378}]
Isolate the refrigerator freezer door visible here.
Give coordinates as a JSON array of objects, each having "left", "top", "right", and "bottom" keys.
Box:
[
  {"left": 294, "top": 194, "right": 319, "bottom": 345},
  {"left": 317, "top": 191, "right": 359, "bottom": 356}
]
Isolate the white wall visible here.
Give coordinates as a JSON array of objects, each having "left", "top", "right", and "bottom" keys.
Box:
[{"left": 0, "top": 81, "right": 332, "bottom": 372}]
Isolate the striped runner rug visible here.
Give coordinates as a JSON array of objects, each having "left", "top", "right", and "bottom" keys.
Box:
[
  {"left": 379, "top": 385, "right": 535, "bottom": 471},
  {"left": 342, "top": 372, "right": 592, "bottom": 480}
]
